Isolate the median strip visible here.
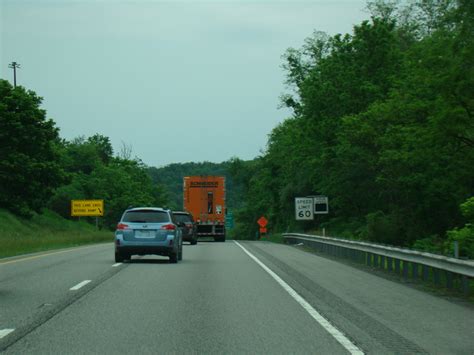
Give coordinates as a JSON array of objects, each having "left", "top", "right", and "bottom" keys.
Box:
[
  {"left": 234, "top": 241, "right": 364, "bottom": 355},
  {"left": 0, "top": 329, "right": 15, "bottom": 339},
  {"left": 69, "top": 280, "right": 91, "bottom": 291}
]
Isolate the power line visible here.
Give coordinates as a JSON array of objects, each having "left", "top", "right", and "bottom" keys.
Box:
[{"left": 8, "top": 61, "right": 21, "bottom": 88}]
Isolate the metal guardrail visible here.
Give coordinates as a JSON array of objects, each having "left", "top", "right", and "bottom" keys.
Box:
[{"left": 283, "top": 233, "right": 473, "bottom": 294}]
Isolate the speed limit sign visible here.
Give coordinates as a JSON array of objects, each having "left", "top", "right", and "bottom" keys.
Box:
[{"left": 295, "top": 197, "right": 314, "bottom": 220}]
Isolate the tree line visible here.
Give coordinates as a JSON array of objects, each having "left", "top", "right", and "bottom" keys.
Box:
[
  {"left": 230, "top": 0, "right": 474, "bottom": 257},
  {"left": 0, "top": 79, "right": 167, "bottom": 228}
]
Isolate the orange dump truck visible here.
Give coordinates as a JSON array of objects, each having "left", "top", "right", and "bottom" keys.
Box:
[{"left": 183, "top": 176, "right": 226, "bottom": 242}]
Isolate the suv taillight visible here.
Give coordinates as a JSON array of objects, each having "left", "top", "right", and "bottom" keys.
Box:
[
  {"left": 161, "top": 224, "right": 176, "bottom": 230},
  {"left": 117, "top": 223, "right": 129, "bottom": 230}
]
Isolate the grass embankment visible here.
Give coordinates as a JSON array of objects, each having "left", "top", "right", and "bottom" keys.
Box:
[
  {"left": 0, "top": 209, "right": 112, "bottom": 259},
  {"left": 257, "top": 233, "right": 285, "bottom": 244}
]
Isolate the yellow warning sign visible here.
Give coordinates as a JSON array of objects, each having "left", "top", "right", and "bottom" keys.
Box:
[{"left": 71, "top": 200, "right": 104, "bottom": 217}]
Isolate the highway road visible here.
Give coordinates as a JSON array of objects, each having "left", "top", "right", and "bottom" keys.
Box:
[{"left": 1, "top": 241, "right": 473, "bottom": 354}]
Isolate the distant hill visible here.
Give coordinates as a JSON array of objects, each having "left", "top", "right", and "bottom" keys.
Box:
[{"left": 148, "top": 161, "right": 245, "bottom": 211}]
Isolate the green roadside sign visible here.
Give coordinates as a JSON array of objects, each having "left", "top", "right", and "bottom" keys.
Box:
[{"left": 225, "top": 212, "right": 234, "bottom": 229}]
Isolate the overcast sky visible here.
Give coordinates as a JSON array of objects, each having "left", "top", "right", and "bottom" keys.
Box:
[{"left": 1, "top": 0, "right": 370, "bottom": 167}]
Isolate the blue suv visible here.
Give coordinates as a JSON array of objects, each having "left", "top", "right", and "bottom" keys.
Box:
[{"left": 114, "top": 207, "right": 183, "bottom": 263}]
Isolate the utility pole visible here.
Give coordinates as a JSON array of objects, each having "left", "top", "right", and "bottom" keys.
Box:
[{"left": 8, "top": 61, "right": 21, "bottom": 88}]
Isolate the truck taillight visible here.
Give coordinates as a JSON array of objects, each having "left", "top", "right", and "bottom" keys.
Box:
[
  {"left": 161, "top": 224, "right": 176, "bottom": 230},
  {"left": 117, "top": 223, "right": 129, "bottom": 230}
]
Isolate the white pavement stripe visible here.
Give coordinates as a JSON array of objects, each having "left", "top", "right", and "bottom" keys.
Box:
[
  {"left": 69, "top": 280, "right": 92, "bottom": 291},
  {"left": 234, "top": 241, "right": 364, "bottom": 355},
  {"left": 112, "top": 263, "right": 122, "bottom": 267},
  {"left": 0, "top": 329, "right": 15, "bottom": 339}
]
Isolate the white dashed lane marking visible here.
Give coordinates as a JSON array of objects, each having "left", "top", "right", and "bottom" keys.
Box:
[
  {"left": 69, "top": 280, "right": 91, "bottom": 291},
  {"left": 0, "top": 329, "right": 15, "bottom": 339}
]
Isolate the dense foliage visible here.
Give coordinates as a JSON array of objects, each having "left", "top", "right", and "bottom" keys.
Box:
[
  {"left": 232, "top": 0, "right": 474, "bottom": 257},
  {"left": 0, "top": 80, "right": 65, "bottom": 216}
]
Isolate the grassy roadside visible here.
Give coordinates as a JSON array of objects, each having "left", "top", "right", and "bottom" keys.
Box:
[
  {"left": 0, "top": 209, "right": 112, "bottom": 259},
  {"left": 258, "top": 232, "right": 284, "bottom": 244}
]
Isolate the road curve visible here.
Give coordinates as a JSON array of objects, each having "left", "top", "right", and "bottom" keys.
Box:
[{"left": 1, "top": 241, "right": 473, "bottom": 354}]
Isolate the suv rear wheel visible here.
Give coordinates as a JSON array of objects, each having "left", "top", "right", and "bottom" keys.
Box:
[
  {"left": 169, "top": 252, "right": 178, "bottom": 263},
  {"left": 115, "top": 251, "right": 124, "bottom": 263}
]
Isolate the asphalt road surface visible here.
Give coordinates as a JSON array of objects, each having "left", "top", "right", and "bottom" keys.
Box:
[{"left": 1, "top": 241, "right": 473, "bottom": 354}]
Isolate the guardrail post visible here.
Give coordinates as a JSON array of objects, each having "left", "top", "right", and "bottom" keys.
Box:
[
  {"left": 380, "top": 255, "right": 386, "bottom": 270},
  {"left": 395, "top": 259, "right": 401, "bottom": 274},
  {"left": 413, "top": 263, "right": 419, "bottom": 280},
  {"left": 462, "top": 276, "right": 470, "bottom": 295},
  {"left": 403, "top": 261, "right": 409, "bottom": 279},
  {"left": 387, "top": 257, "right": 393, "bottom": 272},
  {"left": 422, "top": 265, "right": 429, "bottom": 281},
  {"left": 446, "top": 271, "right": 454, "bottom": 289},
  {"left": 367, "top": 253, "right": 372, "bottom": 266},
  {"left": 434, "top": 268, "right": 441, "bottom": 285},
  {"left": 374, "top": 254, "right": 379, "bottom": 267}
]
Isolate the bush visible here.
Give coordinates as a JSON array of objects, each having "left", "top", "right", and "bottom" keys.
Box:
[
  {"left": 365, "top": 211, "right": 403, "bottom": 245},
  {"left": 446, "top": 225, "right": 474, "bottom": 259},
  {"left": 445, "top": 197, "right": 474, "bottom": 259}
]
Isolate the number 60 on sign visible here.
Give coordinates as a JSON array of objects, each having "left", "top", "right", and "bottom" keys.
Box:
[{"left": 295, "top": 198, "right": 314, "bottom": 220}]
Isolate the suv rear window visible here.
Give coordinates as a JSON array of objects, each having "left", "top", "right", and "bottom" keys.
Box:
[
  {"left": 173, "top": 213, "right": 193, "bottom": 224},
  {"left": 122, "top": 210, "right": 170, "bottom": 223}
]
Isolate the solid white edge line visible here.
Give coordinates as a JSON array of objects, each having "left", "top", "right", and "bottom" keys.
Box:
[
  {"left": 234, "top": 241, "right": 364, "bottom": 355},
  {"left": 112, "top": 263, "right": 122, "bottom": 267},
  {"left": 0, "top": 329, "right": 15, "bottom": 339},
  {"left": 69, "top": 280, "right": 92, "bottom": 291}
]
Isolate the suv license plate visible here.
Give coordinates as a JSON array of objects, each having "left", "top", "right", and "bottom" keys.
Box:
[{"left": 135, "top": 230, "right": 154, "bottom": 239}]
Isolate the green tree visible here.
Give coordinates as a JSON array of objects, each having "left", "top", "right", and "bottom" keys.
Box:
[
  {"left": 0, "top": 80, "right": 65, "bottom": 216},
  {"left": 446, "top": 197, "right": 474, "bottom": 258}
]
